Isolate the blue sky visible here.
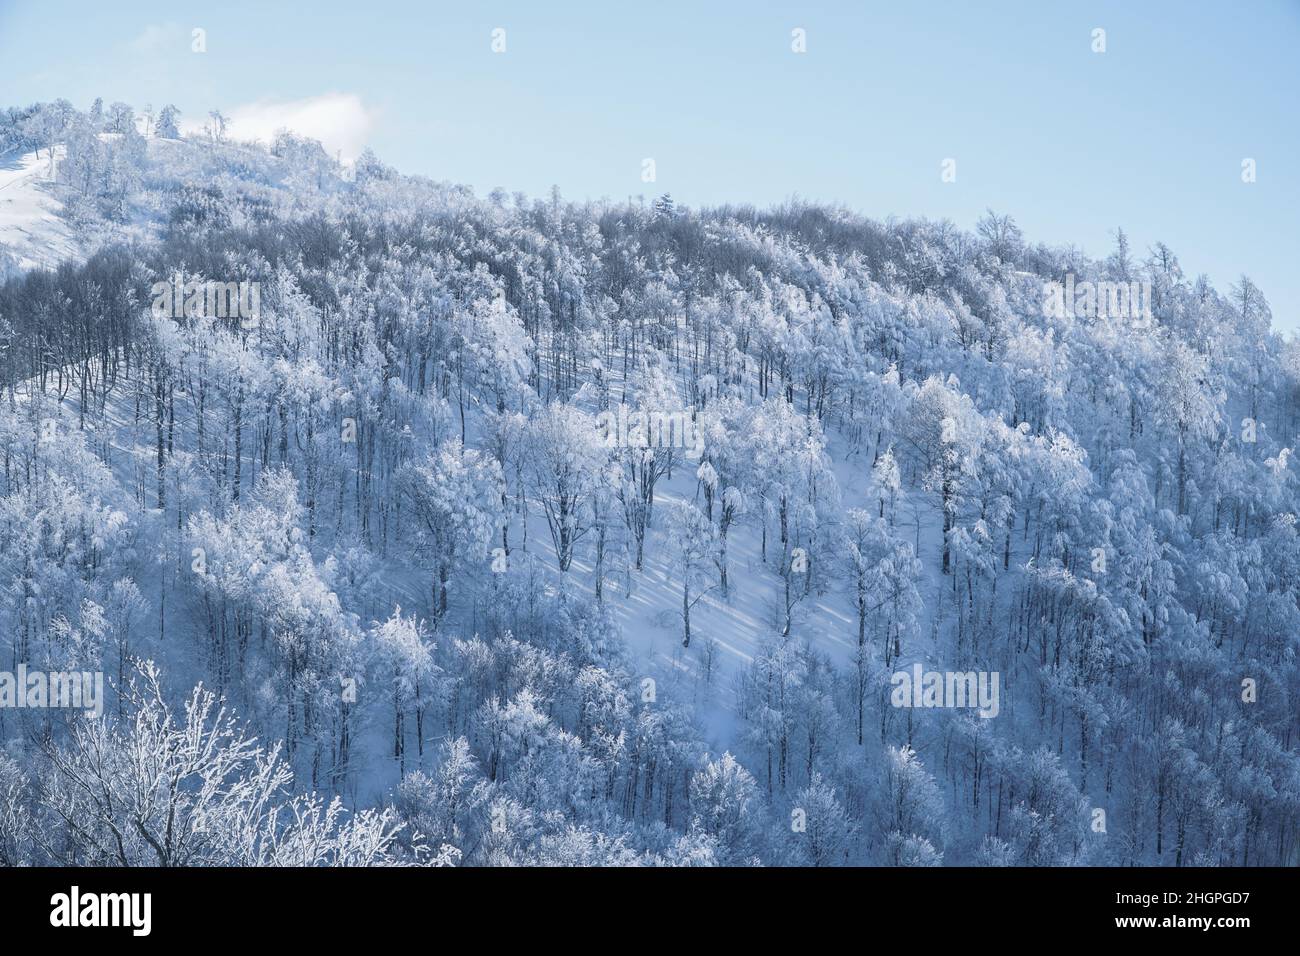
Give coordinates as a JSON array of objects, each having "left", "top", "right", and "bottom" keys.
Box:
[{"left": 2, "top": 0, "right": 1298, "bottom": 330}]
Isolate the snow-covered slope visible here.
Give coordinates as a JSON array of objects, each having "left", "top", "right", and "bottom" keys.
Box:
[
  {"left": 0, "top": 146, "right": 78, "bottom": 273},
  {"left": 2, "top": 105, "right": 1297, "bottom": 868}
]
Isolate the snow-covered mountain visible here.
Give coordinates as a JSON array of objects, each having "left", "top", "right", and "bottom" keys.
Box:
[{"left": 0, "top": 99, "right": 1296, "bottom": 867}]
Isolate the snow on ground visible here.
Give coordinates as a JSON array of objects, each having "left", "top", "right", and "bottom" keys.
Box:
[{"left": 0, "top": 146, "right": 79, "bottom": 273}]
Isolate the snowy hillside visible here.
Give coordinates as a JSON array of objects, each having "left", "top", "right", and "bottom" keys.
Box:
[
  {"left": 0, "top": 99, "right": 1297, "bottom": 868},
  {"left": 0, "top": 146, "right": 78, "bottom": 275}
]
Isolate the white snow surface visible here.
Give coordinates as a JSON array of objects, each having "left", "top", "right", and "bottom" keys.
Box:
[{"left": 0, "top": 146, "right": 79, "bottom": 273}]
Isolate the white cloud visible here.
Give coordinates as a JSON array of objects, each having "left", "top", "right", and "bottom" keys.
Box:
[{"left": 182, "top": 93, "right": 377, "bottom": 163}]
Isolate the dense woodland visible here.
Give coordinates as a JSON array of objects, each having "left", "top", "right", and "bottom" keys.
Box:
[{"left": 0, "top": 99, "right": 1296, "bottom": 867}]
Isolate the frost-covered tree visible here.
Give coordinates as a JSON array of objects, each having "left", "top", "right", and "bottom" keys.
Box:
[
  {"left": 398, "top": 439, "right": 504, "bottom": 624},
  {"left": 155, "top": 104, "right": 181, "bottom": 139},
  {"left": 39, "top": 662, "right": 405, "bottom": 866},
  {"left": 689, "top": 753, "right": 764, "bottom": 866},
  {"left": 525, "top": 403, "right": 606, "bottom": 572},
  {"left": 665, "top": 500, "right": 716, "bottom": 647}
]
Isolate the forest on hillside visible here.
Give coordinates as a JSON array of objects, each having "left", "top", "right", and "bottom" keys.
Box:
[{"left": 0, "top": 99, "right": 1296, "bottom": 867}]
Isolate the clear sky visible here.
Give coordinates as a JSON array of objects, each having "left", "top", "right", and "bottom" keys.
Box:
[{"left": 2, "top": 0, "right": 1298, "bottom": 331}]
